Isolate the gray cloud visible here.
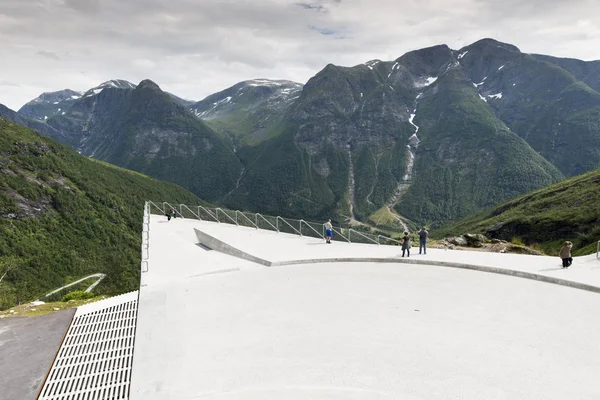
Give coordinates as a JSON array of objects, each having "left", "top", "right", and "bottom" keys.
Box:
[
  {"left": 63, "top": 0, "right": 101, "bottom": 13},
  {"left": 37, "top": 50, "right": 61, "bottom": 60},
  {"left": 0, "top": 0, "right": 599, "bottom": 110},
  {"left": 295, "top": 3, "right": 327, "bottom": 12}
]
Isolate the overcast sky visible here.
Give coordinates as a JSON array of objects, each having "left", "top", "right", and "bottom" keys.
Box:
[{"left": 1, "top": 0, "right": 599, "bottom": 110}]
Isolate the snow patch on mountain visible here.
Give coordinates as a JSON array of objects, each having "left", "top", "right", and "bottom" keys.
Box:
[
  {"left": 457, "top": 50, "right": 468, "bottom": 59},
  {"left": 488, "top": 92, "right": 503, "bottom": 100},
  {"left": 415, "top": 76, "right": 438, "bottom": 88}
]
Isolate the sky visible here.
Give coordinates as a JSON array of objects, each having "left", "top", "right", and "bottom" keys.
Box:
[{"left": 1, "top": 0, "right": 600, "bottom": 110}]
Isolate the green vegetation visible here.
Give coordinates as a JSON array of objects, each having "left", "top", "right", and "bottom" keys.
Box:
[
  {"left": 0, "top": 118, "right": 203, "bottom": 309},
  {"left": 0, "top": 295, "right": 108, "bottom": 318},
  {"left": 434, "top": 168, "right": 600, "bottom": 255},
  {"left": 62, "top": 290, "right": 95, "bottom": 302},
  {"left": 396, "top": 68, "right": 564, "bottom": 224}
]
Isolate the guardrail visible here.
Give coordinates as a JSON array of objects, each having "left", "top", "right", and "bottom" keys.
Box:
[{"left": 146, "top": 201, "right": 402, "bottom": 247}]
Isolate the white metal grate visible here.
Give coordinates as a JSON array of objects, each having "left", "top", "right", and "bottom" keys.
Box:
[{"left": 38, "top": 291, "right": 139, "bottom": 400}]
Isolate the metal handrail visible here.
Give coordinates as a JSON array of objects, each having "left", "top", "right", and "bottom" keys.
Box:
[
  {"left": 300, "top": 220, "right": 324, "bottom": 239},
  {"left": 147, "top": 200, "right": 165, "bottom": 215},
  {"left": 198, "top": 205, "right": 219, "bottom": 222},
  {"left": 331, "top": 227, "right": 350, "bottom": 243},
  {"left": 597, "top": 240, "right": 599, "bottom": 259},
  {"left": 277, "top": 216, "right": 301, "bottom": 235},
  {"left": 145, "top": 201, "right": 402, "bottom": 247},
  {"left": 256, "top": 213, "right": 278, "bottom": 232},
  {"left": 349, "top": 228, "right": 379, "bottom": 245},
  {"left": 378, "top": 235, "right": 401, "bottom": 245},
  {"left": 179, "top": 204, "right": 200, "bottom": 219},
  {"left": 236, "top": 211, "right": 258, "bottom": 229},
  {"left": 216, "top": 208, "right": 238, "bottom": 225}
]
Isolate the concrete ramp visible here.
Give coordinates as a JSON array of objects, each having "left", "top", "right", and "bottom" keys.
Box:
[{"left": 194, "top": 228, "right": 272, "bottom": 266}]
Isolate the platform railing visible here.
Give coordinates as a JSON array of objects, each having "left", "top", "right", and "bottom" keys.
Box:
[
  {"left": 597, "top": 240, "right": 599, "bottom": 259},
  {"left": 146, "top": 201, "right": 401, "bottom": 248}
]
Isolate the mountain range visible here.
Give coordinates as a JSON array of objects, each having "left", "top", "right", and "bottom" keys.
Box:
[{"left": 2, "top": 38, "right": 600, "bottom": 229}]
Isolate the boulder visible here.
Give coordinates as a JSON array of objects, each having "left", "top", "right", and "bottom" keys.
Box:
[
  {"left": 447, "top": 236, "right": 468, "bottom": 246},
  {"left": 464, "top": 233, "right": 488, "bottom": 247}
]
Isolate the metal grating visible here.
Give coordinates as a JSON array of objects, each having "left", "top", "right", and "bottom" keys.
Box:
[{"left": 38, "top": 291, "right": 139, "bottom": 400}]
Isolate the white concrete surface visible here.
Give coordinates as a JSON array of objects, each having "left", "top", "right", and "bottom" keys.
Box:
[{"left": 130, "top": 215, "right": 600, "bottom": 399}]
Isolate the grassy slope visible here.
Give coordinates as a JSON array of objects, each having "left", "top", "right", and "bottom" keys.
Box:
[
  {"left": 396, "top": 69, "right": 564, "bottom": 225},
  {"left": 434, "top": 168, "right": 600, "bottom": 255},
  {"left": 0, "top": 118, "right": 204, "bottom": 309}
]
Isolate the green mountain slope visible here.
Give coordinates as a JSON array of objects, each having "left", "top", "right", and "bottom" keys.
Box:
[
  {"left": 0, "top": 118, "right": 203, "bottom": 309},
  {"left": 190, "top": 79, "right": 303, "bottom": 146},
  {"left": 435, "top": 168, "right": 600, "bottom": 255},
  {"left": 226, "top": 43, "right": 563, "bottom": 226},
  {"left": 396, "top": 67, "right": 564, "bottom": 223},
  {"left": 457, "top": 39, "right": 600, "bottom": 177},
  {"left": 44, "top": 80, "right": 243, "bottom": 202}
]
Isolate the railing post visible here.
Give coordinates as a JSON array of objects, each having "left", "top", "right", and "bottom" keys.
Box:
[{"left": 299, "top": 220, "right": 302, "bottom": 236}]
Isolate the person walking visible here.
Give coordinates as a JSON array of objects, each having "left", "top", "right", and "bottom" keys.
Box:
[
  {"left": 166, "top": 208, "right": 173, "bottom": 221},
  {"left": 325, "top": 219, "right": 333, "bottom": 244},
  {"left": 559, "top": 241, "right": 573, "bottom": 268},
  {"left": 401, "top": 231, "right": 411, "bottom": 257},
  {"left": 418, "top": 227, "right": 429, "bottom": 254},
  {"left": 173, "top": 209, "right": 178, "bottom": 219}
]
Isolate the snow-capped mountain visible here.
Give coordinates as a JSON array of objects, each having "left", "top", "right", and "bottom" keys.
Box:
[
  {"left": 189, "top": 79, "right": 303, "bottom": 145},
  {"left": 18, "top": 89, "right": 83, "bottom": 120},
  {"left": 81, "top": 79, "right": 137, "bottom": 98}
]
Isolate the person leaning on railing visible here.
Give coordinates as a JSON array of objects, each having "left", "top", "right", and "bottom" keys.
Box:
[{"left": 324, "top": 219, "right": 333, "bottom": 244}]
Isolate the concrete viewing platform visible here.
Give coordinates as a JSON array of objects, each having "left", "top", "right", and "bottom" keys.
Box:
[{"left": 129, "top": 215, "right": 600, "bottom": 399}]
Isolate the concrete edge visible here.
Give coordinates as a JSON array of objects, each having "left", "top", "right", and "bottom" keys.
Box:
[
  {"left": 193, "top": 228, "right": 272, "bottom": 266},
  {"left": 189, "top": 227, "right": 600, "bottom": 294},
  {"left": 272, "top": 258, "right": 600, "bottom": 294}
]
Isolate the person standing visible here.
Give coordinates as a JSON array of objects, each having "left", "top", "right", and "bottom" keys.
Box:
[
  {"left": 166, "top": 208, "right": 173, "bottom": 221},
  {"left": 325, "top": 219, "right": 333, "bottom": 244},
  {"left": 559, "top": 241, "right": 573, "bottom": 268},
  {"left": 401, "top": 231, "right": 411, "bottom": 257},
  {"left": 418, "top": 227, "right": 429, "bottom": 255}
]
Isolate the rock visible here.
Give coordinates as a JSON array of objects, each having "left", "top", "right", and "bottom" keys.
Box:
[
  {"left": 30, "top": 300, "right": 45, "bottom": 306},
  {"left": 490, "top": 238, "right": 507, "bottom": 244},
  {"left": 447, "top": 236, "right": 468, "bottom": 246},
  {"left": 463, "top": 233, "right": 488, "bottom": 247},
  {"left": 31, "top": 308, "right": 36, "bottom": 311},
  {"left": 53, "top": 307, "right": 60, "bottom": 311},
  {"left": 9, "top": 310, "right": 15, "bottom": 313}
]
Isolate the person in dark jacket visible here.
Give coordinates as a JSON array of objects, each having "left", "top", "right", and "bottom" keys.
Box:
[
  {"left": 166, "top": 208, "right": 173, "bottom": 221},
  {"left": 418, "top": 227, "right": 429, "bottom": 254},
  {"left": 559, "top": 241, "right": 573, "bottom": 268},
  {"left": 401, "top": 231, "right": 411, "bottom": 257}
]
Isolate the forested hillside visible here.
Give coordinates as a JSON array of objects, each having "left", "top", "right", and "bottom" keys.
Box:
[
  {"left": 435, "top": 168, "right": 600, "bottom": 255},
  {"left": 0, "top": 118, "right": 203, "bottom": 309}
]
